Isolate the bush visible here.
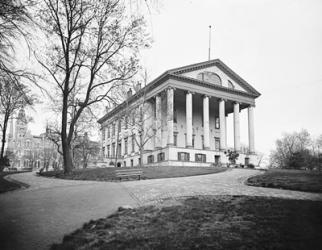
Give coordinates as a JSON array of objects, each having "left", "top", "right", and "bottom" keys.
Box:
[
  {"left": 109, "top": 161, "right": 114, "bottom": 166},
  {"left": 248, "top": 164, "right": 255, "bottom": 169}
]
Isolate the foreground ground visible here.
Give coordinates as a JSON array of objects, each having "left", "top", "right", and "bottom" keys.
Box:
[
  {"left": 247, "top": 169, "right": 322, "bottom": 193},
  {"left": 40, "top": 166, "right": 227, "bottom": 181},
  {"left": 52, "top": 195, "right": 322, "bottom": 250},
  {"left": 0, "top": 171, "right": 28, "bottom": 193},
  {"left": 1, "top": 169, "right": 321, "bottom": 250}
]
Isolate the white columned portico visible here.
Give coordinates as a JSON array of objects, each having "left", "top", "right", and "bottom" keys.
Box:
[
  {"left": 233, "top": 102, "right": 241, "bottom": 152},
  {"left": 203, "top": 95, "right": 210, "bottom": 149},
  {"left": 186, "top": 91, "right": 193, "bottom": 148},
  {"left": 167, "top": 87, "right": 174, "bottom": 145},
  {"left": 248, "top": 106, "right": 255, "bottom": 154},
  {"left": 155, "top": 94, "right": 162, "bottom": 148},
  {"left": 219, "top": 99, "right": 226, "bottom": 151}
]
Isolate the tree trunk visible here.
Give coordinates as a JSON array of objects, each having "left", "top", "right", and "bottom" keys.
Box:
[
  {"left": 0, "top": 113, "right": 9, "bottom": 171},
  {"left": 63, "top": 145, "right": 73, "bottom": 173}
]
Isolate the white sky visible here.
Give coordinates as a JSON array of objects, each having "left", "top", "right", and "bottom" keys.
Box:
[{"left": 28, "top": 0, "right": 322, "bottom": 156}]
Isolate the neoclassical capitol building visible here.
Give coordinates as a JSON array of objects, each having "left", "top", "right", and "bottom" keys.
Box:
[{"left": 98, "top": 59, "right": 260, "bottom": 167}]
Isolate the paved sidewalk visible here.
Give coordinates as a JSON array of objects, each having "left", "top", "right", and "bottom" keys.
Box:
[
  {"left": 0, "top": 172, "right": 137, "bottom": 250},
  {"left": 122, "top": 169, "right": 322, "bottom": 205},
  {"left": 1, "top": 169, "right": 321, "bottom": 250}
]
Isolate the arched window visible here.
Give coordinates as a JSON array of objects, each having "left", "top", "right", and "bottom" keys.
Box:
[
  {"left": 228, "top": 80, "right": 235, "bottom": 89},
  {"left": 197, "top": 71, "right": 222, "bottom": 85}
]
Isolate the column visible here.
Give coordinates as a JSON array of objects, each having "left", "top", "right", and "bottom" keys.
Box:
[
  {"left": 248, "top": 106, "right": 255, "bottom": 154},
  {"left": 203, "top": 95, "right": 210, "bottom": 149},
  {"left": 155, "top": 94, "right": 162, "bottom": 148},
  {"left": 219, "top": 99, "right": 226, "bottom": 150},
  {"left": 225, "top": 114, "right": 228, "bottom": 149},
  {"left": 234, "top": 102, "right": 240, "bottom": 152},
  {"left": 167, "top": 87, "right": 174, "bottom": 145},
  {"left": 186, "top": 91, "right": 193, "bottom": 148}
]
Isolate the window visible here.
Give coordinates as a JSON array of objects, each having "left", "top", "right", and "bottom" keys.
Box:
[
  {"left": 132, "top": 114, "right": 135, "bottom": 126},
  {"left": 178, "top": 152, "right": 190, "bottom": 161},
  {"left": 102, "top": 128, "right": 105, "bottom": 141},
  {"left": 132, "top": 134, "right": 135, "bottom": 152},
  {"left": 195, "top": 154, "right": 206, "bottom": 162},
  {"left": 215, "top": 117, "right": 220, "bottom": 129},
  {"left": 197, "top": 71, "right": 222, "bottom": 85},
  {"left": 112, "top": 123, "right": 116, "bottom": 136},
  {"left": 138, "top": 158, "right": 141, "bottom": 165},
  {"left": 174, "top": 133, "right": 178, "bottom": 146},
  {"left": 192, "top": 135, "right": 195, "bottom": 147},
  {"left": 201, "top": 135, "right": 204, "bottom": 149},
  {"left": 118, "top": 142, "right": 122, "bottom": 157},
  {"left": 215, "top": 137, "right": 220, "bottom": 150},
  {"left": 131, "top": 159, "right": 133, "bottom": 167},
  {"left": 157, "top": 152, "right": 165, "bottom": 162},
  {"left": 228, "top": 80, "right": 235, "bottom": 89},
  {"left": 102, "top": 147, "right": 105, "bottom": 157},
  {"left": 124, "top": 138, "right": 128, "bottom": 155},
  {"left": 107, "top": 126, "right": 110, "bottom": 138},
  {"left": 125, "top": 116, "right": 128, "bottom": 129},
  {"left": 118, "top": 120, "right": 121, "bottom": 134},
  {"left": 107, "top": 145, "right": 110, "bottom": 157},
  {"left": 123, "top": 161, "right": 126, "bottom": 167},
  {"left": 147, "top": 155, "right": 154, "bottom": 163},
  {"left": 112, "top": 143, "right": 115, "bottom": 157},
  {"left": 174, "top": 104, "right": 177, "bottom": 123}
]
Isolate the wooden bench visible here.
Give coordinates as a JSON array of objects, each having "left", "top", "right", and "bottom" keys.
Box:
[
  {"left": 115, "top": 168, "right": 143, "bottom": 180},
  {"left": 36, "top": 167, "right": 45, "bottom": 176}
]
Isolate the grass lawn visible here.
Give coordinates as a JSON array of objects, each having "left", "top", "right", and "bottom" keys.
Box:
[
  {"left": 52, "top": 195, "right": 322, "bottom": 250},
  {"left": 40, "top": 166, "right": 228, "bottom": 181},
  {"left": 246, "top": 169, "right": 322, "bottom": 193},
  {"left": 0, "top": 172, "right": 28, "bottom": 193}
]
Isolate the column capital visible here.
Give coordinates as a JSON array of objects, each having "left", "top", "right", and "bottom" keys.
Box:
[
  {"left": 219, "top": 98, "right": 227, "bottom": 102},
  {"left": 166, "top": 86, "right": 176, "bottom": 91},
  {"left": 233, "top": 101, "right": 241, "bottom": 105},
  {"left": 202, "top": 94, "right": 210, "bottom": 99},
  {"left": 185, "top": 90, "right": 195, "bottom": 95},
  {"left": 248, "top": 104, "right": 255, "bottom": 108}
]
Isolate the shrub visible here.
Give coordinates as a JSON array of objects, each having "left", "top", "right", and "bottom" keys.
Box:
[{"left": 248, "top": 164, "right": 255, "bottom": 169}]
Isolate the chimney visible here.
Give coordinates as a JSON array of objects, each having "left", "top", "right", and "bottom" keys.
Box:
[
  {"left": 127, "top": 88, "right": 133, "bottom": 99},
  {"left": 136, "top": 82, "right": 141, "bottom": 91}
]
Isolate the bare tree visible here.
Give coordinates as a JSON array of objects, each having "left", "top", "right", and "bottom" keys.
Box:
[
  {"left": 0, "top": 0, "right": 36, "bottom": 83},
  {"left": 0, "top": 77, "right": 34, "bottom": 171},
  {"left": 73, "top": 133, "right": 100, "bottom": 168},
  {"left": 36, "top": 0, "right": 150, "bottom": 173}
]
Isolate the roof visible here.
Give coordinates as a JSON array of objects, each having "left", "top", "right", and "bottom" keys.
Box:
[{"left": 98, "top": 59, "right": 261, "bottom": 124}]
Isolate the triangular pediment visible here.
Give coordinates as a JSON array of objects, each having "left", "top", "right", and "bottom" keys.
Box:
[{"left": 167, "top": 59, "right": 260, "bottom": 97}]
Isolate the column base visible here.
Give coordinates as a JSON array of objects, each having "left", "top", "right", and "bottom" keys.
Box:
[{"left": 186, "top": 145, "right": 193, "bottom": 149}]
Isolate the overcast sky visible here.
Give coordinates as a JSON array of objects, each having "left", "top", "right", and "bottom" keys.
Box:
[{"left": 29, "top": 0, "right": 322, "bottom": 157}]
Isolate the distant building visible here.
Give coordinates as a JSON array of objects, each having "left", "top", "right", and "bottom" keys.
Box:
[
  {"left": 98, "top": 59, "right": 261, "bottom": 167},
  {"left": 6, "top": 108, "right": 61, "bottom": 169}
]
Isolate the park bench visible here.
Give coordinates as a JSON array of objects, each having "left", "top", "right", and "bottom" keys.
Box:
[
  {"left": 36, "top": 167, "right": 45, "bottom": 176},
  {"left": 115, "top": 168, "right": 143, "bottom": 181}
]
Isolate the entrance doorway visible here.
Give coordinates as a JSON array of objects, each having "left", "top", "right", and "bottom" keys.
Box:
[{"left": 215, "top": 155, "right": 220, "bottom": 165}]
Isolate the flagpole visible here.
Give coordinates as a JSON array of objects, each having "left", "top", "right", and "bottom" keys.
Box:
[{"left": 208, "top": 25, "right": 212, "bottom": 60}]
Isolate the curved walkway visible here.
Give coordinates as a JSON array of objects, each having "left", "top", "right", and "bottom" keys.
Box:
[{"left": 0, "top": 169, "right": 321, "bottom": 250}]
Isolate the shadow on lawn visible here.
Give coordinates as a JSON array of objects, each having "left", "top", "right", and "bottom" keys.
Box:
[{"left": 51, "top": 195, "right": 322, "bottom": 250}]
